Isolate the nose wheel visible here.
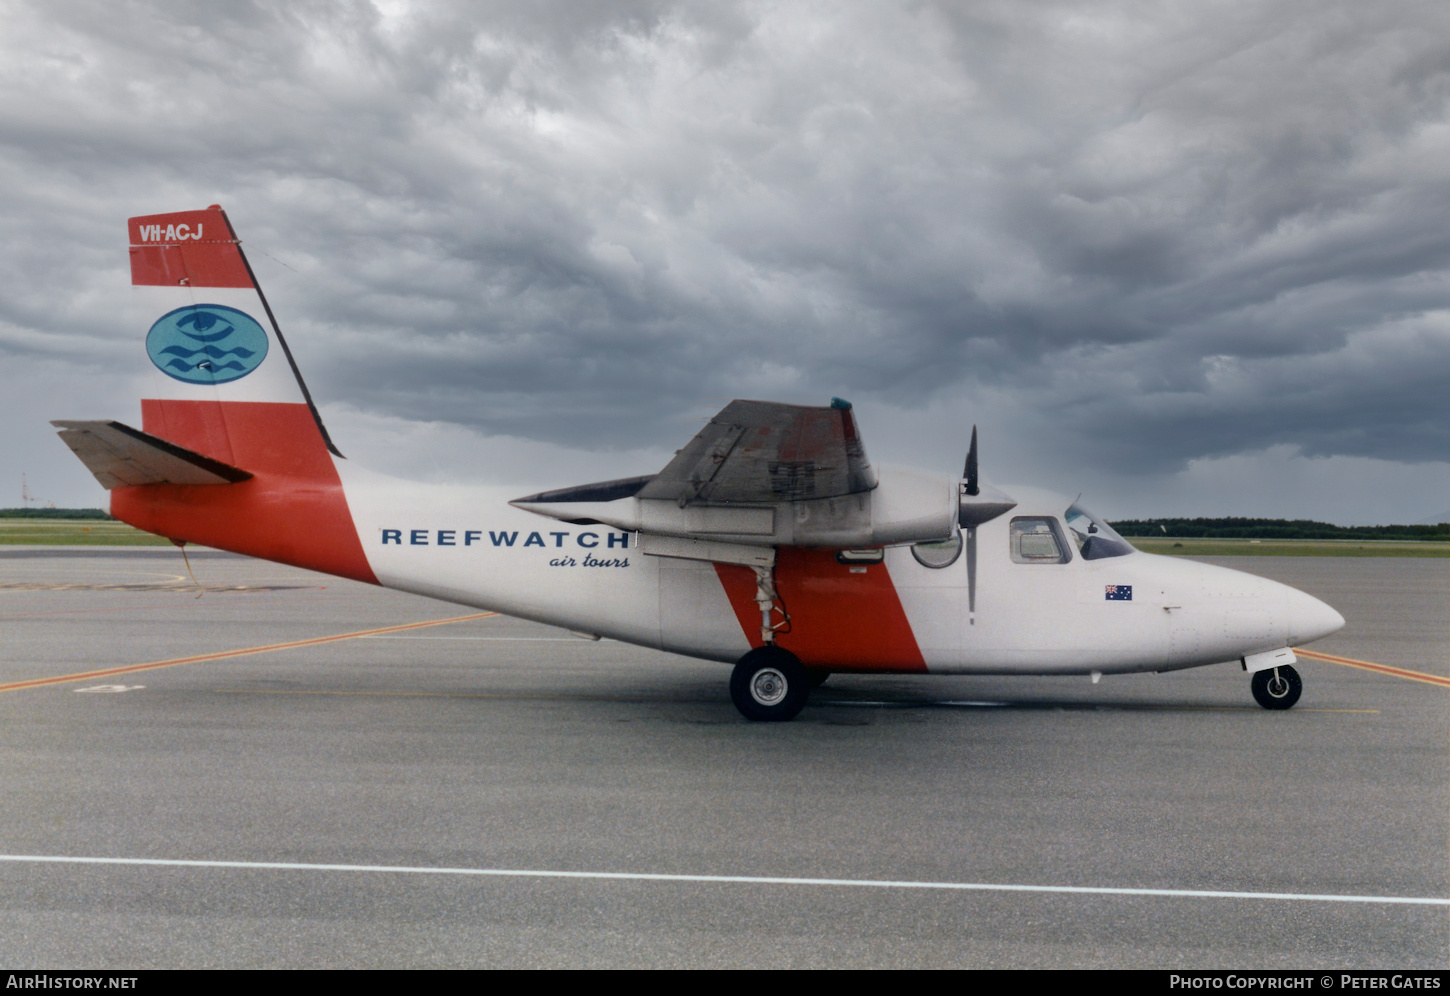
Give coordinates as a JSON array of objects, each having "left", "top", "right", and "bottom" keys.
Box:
[
  {"left": 1251, "top": 665, "right": 1302, "bottom": 710},
  {"left": 730, "top": 646, "right": 810, "bottom": 722}
]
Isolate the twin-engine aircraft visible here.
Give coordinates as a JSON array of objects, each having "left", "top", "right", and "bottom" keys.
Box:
[{"left": 54, "top": 206, "right": 1345, "bottom": 721}]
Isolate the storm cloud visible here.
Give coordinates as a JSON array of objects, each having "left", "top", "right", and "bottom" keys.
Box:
[{"left": 2, "top": 1, "right": 1446, "bottom": 522}]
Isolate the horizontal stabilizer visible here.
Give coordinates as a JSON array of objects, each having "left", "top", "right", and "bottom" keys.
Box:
[{"left": 51, "top": 420, "right": 253, "bottom": 489}]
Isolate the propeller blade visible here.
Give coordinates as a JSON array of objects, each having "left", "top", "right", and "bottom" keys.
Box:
[
  {"left": 959, "top": 424, "right": 1011, "bottom": 626},
  {"left": 964, "top": 425, "right": 979, "bottom": 496},
  {"left": 959, "top": 425, "right": 1016, "bottom": 527},
  {"left": 964, "top": 426, "right": 979, "bottom": 625},
  {"left": 966, "top": 524, "right": 977, "bottom": 625}
]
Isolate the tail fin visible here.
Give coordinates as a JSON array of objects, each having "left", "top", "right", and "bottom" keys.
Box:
[
  {"left": 129, "top": 205, "right": 342, "bottom": 461},
  {"left": 56, "top": 206, "right": 378, "bottom": 583}
]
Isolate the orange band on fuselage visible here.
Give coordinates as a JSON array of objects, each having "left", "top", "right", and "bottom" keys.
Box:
[{"left": 715, "top": 547, "right": 926, "bottom": 672}]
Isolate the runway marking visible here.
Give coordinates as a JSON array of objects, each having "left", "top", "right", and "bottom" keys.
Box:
[
  {"left": 0, "top": 603, "right": 180, "bottom": 620},
  {"left": 1295, "top": 648, "right": 1450, "bottom": 689},
  {"left": 216, "top": 689, "right": 606, "bottom": 700},
  {"left": 211, "top": 689, "right": 1378, "bottom": 714},
  {"left": 360, "top": 636, "right": 584, "bottom": 642},
  {"left": 0, "top": 612, "right": 498, "bottom": 695},
  {"left": 0, "top": 593, "right": 357, "bottom": 622},
  {"left": 0, "top": 854, "right": 1442, "bottom": 907},
  {"left": 218, "top": 689, "right": 710, "bottom": 705},
  {"left": 0, "top": 582, "right": 323, "bottom": 592},
  {"left": 822, "top": 699, "right": 1378, "bottom": 713}
]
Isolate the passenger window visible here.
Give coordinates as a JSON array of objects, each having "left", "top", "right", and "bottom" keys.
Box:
[{"left": 1010, "top": 517, "right": 1071, "bottom": 564}]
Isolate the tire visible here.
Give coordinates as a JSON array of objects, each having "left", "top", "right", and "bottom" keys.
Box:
[
  {"left": 1251, "top": 665, "right": 1302, "bottom": 710},
  {"left": 730, "top": 646, "right": 810, "bottom": 722}
]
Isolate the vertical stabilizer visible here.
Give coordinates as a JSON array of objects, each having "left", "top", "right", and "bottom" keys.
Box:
[
  {"left": 108, "top": 206, "right": 376, "bottom": 583},
  {"left": 129, "top": 205, "right": 341, "bottom": 460}
]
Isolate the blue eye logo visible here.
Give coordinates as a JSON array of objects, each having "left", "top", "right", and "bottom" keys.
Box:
[{"left": 146, "top": 304, "right": 269, "bottom": 384}]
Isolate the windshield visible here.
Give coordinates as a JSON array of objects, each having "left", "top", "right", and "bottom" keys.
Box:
[{"left": 1064, "top": 503, "right": 1136, "bottom": 560}]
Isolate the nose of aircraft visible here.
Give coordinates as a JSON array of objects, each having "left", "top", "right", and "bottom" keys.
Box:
[{"left": 1283, "top": 586, "right": 1346, "bottom": 645}]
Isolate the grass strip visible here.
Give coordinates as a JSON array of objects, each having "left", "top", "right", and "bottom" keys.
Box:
[
  {"left": 1132, "top": 537, "right": 1450, "bottom": 558},
  {"left": 0, "top": 521, "right": 173, "bottom": 546}
]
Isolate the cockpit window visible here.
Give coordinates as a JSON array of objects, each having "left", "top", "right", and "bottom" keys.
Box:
[
  {"left": 1010, "top": 517, "right": 1072, "bottom": 564},
  {"left": 1064, "top": 503, "right": 1136, "bottom": 560}
]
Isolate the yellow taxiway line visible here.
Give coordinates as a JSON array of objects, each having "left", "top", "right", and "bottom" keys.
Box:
[
  {"left": 1294, "top": 648, "right": 1450, "bottom": 689},
  {"left": 4, "top": 619, "right": 1437, "bottom": 696},
  {"left": 0, "top": 612, "right": 498, "bottom": 694}
]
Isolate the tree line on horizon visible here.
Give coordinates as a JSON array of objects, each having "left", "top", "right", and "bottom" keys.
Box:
[
  {"left": 1109, "top": 517, "right": 1449, "bottom": 541},
  {"left": 0, "top": 508, "right": 113, "bottom": 520},
  {"left": 2, "top": 508, "right": 1446, "bottom": 541}
]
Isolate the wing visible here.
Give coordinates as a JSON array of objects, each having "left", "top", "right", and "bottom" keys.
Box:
[
  {"left": 511, "top": 398, "right": 957, "bottom": 559},
  {"left": 636, "top": 398, "right": 876, "bottom": 506}
]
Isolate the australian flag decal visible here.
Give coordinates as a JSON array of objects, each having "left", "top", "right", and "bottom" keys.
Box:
[{"left": 1105, "top": 585, "right": 1133, "bottom": 601}]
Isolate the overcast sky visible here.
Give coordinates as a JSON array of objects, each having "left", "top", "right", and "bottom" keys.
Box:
[{"left": 2, "top": 0, "right": 1447, "bottom": 524}]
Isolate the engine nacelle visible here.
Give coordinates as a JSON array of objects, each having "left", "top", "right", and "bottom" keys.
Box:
[{"left": 512, "top": 464, "right": 966, "bottom": 549}]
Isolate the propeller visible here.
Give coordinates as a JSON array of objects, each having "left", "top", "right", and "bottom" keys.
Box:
[
  {"left": 957, "top": 425, "right": 1017, "bottom": 625},
  {"left": 964, "top": 426, "right": 979, "bottom": 497}
]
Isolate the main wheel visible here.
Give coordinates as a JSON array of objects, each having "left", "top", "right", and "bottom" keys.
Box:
[
  {"left": 1251, "top": 665, "right": 1302, "bottom": 710},
  {"left": 730, "top": 646, "right": 810, "bottom": 722}
]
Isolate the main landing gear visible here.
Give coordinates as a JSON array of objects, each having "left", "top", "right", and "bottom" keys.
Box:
[
  {"left": 729, "top": 562, "right": 808, "bottom": 721},
  {"left": 1251, "top": 665, "right": 1302, "bottom": 710},
  {"left": 730, "top": 645, "right": 810, "bottom": 722}
]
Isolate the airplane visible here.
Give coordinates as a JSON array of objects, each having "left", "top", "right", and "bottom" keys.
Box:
[{"left": 52, "top": 206, "right": 1346, "bottom": 721}]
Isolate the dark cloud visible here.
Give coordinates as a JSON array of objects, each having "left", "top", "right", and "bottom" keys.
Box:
[{"left": 2, "top": 0, "right": 1446, "bottom": 521}]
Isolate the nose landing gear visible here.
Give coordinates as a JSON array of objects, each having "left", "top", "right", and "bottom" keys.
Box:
[{"left": 1251, "top": 665, "right": 1302, "bottom": 710}]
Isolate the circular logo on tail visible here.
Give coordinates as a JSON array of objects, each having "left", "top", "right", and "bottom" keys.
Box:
[{"left": 145, "top": 304, "right": 269, "bottom": 385}]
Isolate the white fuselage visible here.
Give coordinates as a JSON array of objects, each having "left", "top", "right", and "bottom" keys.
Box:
[{"left": 335, "top": 465, "right": 1345, "bottom": 676}]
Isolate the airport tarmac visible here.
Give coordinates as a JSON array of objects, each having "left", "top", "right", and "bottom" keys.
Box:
[{"left": 0, "top": 548, "right": 1444, "bottom": 968}]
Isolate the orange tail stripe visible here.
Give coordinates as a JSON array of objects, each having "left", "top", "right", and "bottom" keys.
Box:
[
  {"left": 120, "top": 400, "right": 380, "bottom": 585},
  {"left": 0, "top": 612, "right": 497, "bottom": 694},
  {"left": 1294, "top": 648, "right": 1450, "bottom": 689}
]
